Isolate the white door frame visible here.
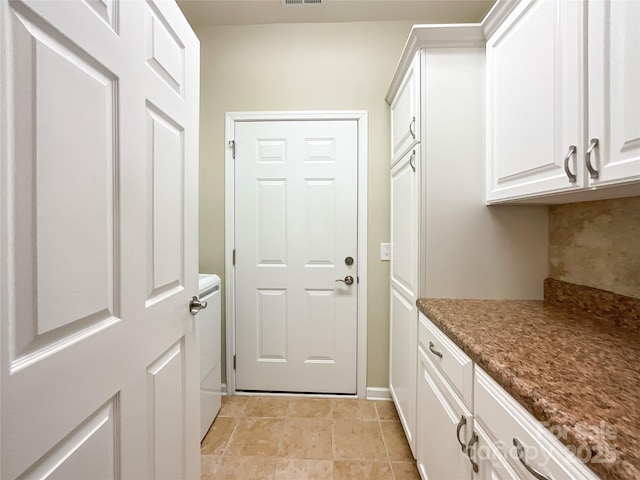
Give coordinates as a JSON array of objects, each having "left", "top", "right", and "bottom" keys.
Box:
[{"left": 224, "top": 111, "right": 368, "bottom": 398}]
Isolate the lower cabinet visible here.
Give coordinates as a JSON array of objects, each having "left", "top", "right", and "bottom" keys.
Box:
[
  {"left": 416, "top": 313, "right": 601, "bottom": 480},
  {"left": 474, "top": 423, "right": 520, "bottom": 480},
  {"left": 474, "top": 368, "right": 600, "bottom": 480},
  {"left": 417, "top": 344, "right": 473, "bottom": 479},
  {"left": 389, "top": 289, "right": 417, "bottom": 452}
]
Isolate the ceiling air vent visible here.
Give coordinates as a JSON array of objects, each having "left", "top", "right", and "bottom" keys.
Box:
[{"left": 283, "top": 0, "right": 323, "bottom": 5}]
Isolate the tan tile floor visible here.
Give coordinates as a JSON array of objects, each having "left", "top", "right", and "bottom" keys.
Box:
[{"left": 201, "top": 396, "right": 421, "bottom": 480}]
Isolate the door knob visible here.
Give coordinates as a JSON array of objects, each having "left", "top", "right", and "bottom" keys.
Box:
[
  {"left": 189, "top": 296, "right": 208, "bottom": 315},
  {"left": 335, "top": 276, "right": 354, "bottom": 286}
]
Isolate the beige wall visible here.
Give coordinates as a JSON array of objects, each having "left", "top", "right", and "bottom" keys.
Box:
[
  {"left": 196, "top": 21, "right": 415, "bottom": 388},
  {"left": 549, "top": 197, "right": 640, "bottom": 299}
]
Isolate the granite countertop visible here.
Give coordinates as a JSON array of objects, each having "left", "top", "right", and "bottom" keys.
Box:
[{"left": 416, "top": 279, "right": 640, "bottom": 480}]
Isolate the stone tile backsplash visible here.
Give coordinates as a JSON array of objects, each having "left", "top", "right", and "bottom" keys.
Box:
[{"left": 548, "top": 196, "right": 640, "bottom": 298}]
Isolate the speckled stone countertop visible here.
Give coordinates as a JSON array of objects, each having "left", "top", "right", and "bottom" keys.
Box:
[{"left": 416, "top": 279, "right": 640, "bottom": 480}]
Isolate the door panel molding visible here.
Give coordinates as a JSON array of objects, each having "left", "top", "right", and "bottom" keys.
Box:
[
  {"left": 17, "top": 396, "right": 120, "bottom": 480},
  {"left": 224, "top": 111, "right": 368, "bottom": 398},
  {"left": 1, "top": 1, "right": 200, "bottom": 477}
]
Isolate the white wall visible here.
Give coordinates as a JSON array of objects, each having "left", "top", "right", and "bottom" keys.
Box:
[{"left": 420, "top": 48, "right": 548, "bottom": 299}]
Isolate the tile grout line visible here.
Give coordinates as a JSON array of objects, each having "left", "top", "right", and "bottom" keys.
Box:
[
  {"left": 330, "top": 399, "right": 337, "bottom": 478},
  {"left": 216, "top": 397, "right": 248, "bottom": 476},
  {"left": 331, "top": 400, "right": 336, "bottom": 478},
  {"left": 331, "top": 412, "right": 337, "bottom": 477},
  {"left": 209, "top": 415, "right": 238, "bottom": 479},
  {"left": 376, "top": 403, "right": 397, "bottom": 480}
]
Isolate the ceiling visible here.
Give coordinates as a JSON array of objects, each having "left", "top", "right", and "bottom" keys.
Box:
[{"left": 177, "top": 0, "right": 497, "bottom": 27}]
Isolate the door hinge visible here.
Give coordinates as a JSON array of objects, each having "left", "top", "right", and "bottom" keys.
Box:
[
  {"left": 229, "top": 140, "right": 236, "bottom": 159},
  {"left": 233, "top": 354, "right": 236, "bottom": 370},
  {"left": 232, "top": 249, "right": 236, "bottom": 266}
]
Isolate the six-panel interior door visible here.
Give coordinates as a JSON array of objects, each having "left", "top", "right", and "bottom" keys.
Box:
[
  {"left": 234, "top": 120, "right": 358, "bottom": 394},
  {"left": 0, "top": 1, "right": 200, "bottom": 478}
]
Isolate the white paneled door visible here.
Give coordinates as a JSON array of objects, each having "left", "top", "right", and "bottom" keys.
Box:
[
  {"left": 235, "top": 120, "right": 358, "bottom": 394},
  {"left": 0, "top": 1, "right": 200, "bottom": 479}
]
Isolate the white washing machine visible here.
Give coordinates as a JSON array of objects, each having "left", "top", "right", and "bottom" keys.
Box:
[{"left": 198, "top": 274, "right": 222, "bottom": 440}]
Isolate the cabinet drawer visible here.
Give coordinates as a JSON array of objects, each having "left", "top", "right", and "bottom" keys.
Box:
[
  {"left": 474, "top": 367, "right": 600, "bottom": 480},
  {"left": 418, "top": 313, "right": 473, "bottom": 408}
]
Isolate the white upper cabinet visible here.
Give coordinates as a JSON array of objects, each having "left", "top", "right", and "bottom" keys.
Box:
[
  {"left": 486, "top": 0, "right": 640, "bottom": 203},
  {"left": 486, "top": 0, "right": 584, "bottom": 202},
  {"left": 390, "top": 53, "right": 420, "bottom": 165},
  {"left": 587, "top": 0, "right": 640, "bottom": 187}
]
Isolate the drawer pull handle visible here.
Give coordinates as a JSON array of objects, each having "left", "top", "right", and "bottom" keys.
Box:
[
  {"left": 585, "top": 138, "right": 599, "bottom": 179},
  {"left": 428, "top": 341, "right": 443, "bottom": 359},
  {"left": 562, "top": 145, "right": 577, "bottom": 182},
  {"left": 466, "top": 432, "right": 479, "bottom": 473},
  {"left": 456, "top": 415, "right": 467, "bottom": 452},
  {"left": 513, "top": 438, "right": 552, "bottom": 480}
]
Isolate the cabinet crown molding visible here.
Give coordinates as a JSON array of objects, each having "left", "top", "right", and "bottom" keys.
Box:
[
  {"left": 386, "top": 1, "right": 521, "bottom": 104},
  {"left": 481, "top": 0, "right": 521, "bottom": 40},
  {"left": 385, "top": 24, "right": 485, "bottom": 104}
]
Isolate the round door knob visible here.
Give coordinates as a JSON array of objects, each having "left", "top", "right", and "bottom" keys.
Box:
[{"left": 335, "top": 276, "right": 354, "bottom": 286}]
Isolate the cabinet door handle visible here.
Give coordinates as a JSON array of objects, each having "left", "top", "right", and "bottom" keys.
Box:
[
  {"left": 513, "top": 438, "right": 552, "bottom": 480},
  {"left": 562, "top": 145, "right": 577, "bottom": 183},
  {"left": 409, "top": 150, "right": 416, "bottom": 172},
  {"left": 585, "top": 138, "right": 599, "bottom": 179},
  {"left": 409, "top": 116, "right": 416, "bottom": 139},
  {"left": 428, "top": 341, "right": 443, "bottom": 359},
  {"left": 455, "top": 415, "right": 467, "bottom": 452},
  {"left": 466, "top": 432, "right": 479, "bottom": 473}
]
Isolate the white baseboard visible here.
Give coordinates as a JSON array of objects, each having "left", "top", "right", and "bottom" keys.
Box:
[
  {"left": 366, "top": 387, "right": 391, "bottom": 401},
  {"left": 221, "top": 383, "right": 227, "bottom": 395}
]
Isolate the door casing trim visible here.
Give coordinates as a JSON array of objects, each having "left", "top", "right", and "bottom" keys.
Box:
[{"left": 224, "top": 110, "right": 368, "bottom": 398}]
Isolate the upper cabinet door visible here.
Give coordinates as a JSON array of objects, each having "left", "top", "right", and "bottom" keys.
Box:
[
  {"left": 390, "top": 53, "right": 420, "bottom": 165},
  {"left": 391, "top": 147, "right": 419, "bottom": 302},
  {"left": 486, "top": 0, "right": 584, "bottom": 202},
  {"left": 587, "top": 0, "right": 640, "bottom": 187}
]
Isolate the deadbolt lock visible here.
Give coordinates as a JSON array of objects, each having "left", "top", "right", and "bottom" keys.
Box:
[{"left": 345, "top": 256, "right": 354, "bottom": 265}]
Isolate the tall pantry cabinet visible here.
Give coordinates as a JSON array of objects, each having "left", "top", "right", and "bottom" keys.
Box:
[
  {"left": 386, "top": 25, "right": 548, "bottom": 456},
  {"left": 389, "top": 55, "right": 420, "bottom": 453}
]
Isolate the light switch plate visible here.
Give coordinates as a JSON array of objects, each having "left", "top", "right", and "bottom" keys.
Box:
[{"left": 380, "top": 243, "right": 391, "bottom": 261}]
